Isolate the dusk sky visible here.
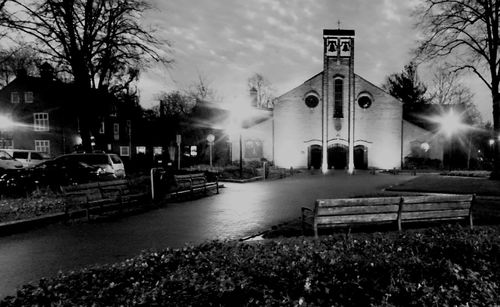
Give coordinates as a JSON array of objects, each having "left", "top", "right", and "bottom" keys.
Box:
[{"left": 138, "top": 0, "right": 492, "bottom": 122}]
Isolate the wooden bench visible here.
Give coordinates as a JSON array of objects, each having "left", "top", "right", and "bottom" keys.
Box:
[
  {"left": 302, "top": 194, "right": 475, "bottom": 238},
  {"left": 170, "top": 173, "right": 219, "bottom": 198},
  {"left": 61, "top": 179, "right": 148, "bottom": 220}
]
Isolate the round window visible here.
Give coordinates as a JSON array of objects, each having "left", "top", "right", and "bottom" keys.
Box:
[
  {"left": 305, "top": 95, "right": 319, "bottom": 108},
  {"left": 358, "top": 96, "right": 372, "bottom": 109}
]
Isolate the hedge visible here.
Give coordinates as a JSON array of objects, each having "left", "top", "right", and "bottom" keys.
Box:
[{"left": 2, "top": 225, "right": 500, "bottom": 306}]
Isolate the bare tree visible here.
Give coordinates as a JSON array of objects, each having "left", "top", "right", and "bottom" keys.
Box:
[
  {"left": 0, "top": 0, "right": 171, "bottom": 150},
  {"left": 248, "top": 73, "right": 275, "bottom": 109},
  {"left": 186, "top": 73, "right": 220, "bottom": 104},
  {"left": 0, "top": 45, "right": 41, "bottom": 87},
  {"left": 429, "top": 66, "right": 482, "bottom": 124},
  {"left": 429, "top": 67, "right": 473, "bottom": 105},
  {"left": 415, "top": 0, "right": 500, "bottom": 179}
]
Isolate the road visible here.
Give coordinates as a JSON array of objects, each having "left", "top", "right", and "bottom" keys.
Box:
[{"left": 0, "top": 170, "right": 414, "bottom": 298}]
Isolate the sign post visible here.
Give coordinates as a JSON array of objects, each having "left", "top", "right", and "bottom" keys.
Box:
[{"left": 176, "top": 134, "right": 181, "bottom": 170}]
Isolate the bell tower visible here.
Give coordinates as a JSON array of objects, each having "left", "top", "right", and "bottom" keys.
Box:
[{"left": 321, "top": 29, "right": 355, "bottom": 173}]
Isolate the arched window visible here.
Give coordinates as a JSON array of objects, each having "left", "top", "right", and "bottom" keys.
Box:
[{"left": 334, "top": 78, "right": 343, "bottom": 118}]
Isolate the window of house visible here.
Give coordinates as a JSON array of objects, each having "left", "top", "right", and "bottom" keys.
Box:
[
  {"left": 99, "top": 121, "right": 105, "bottom": 134},
  {"left": 0, "top": 139, "right": 13, "bottom": 149},
  {"left": 35, "top": 140, "right": 50, "bottom": 154},
  {"left": 136, "top": 146, "right": 146, "bottom": 154},
  {"left": 120, "top": 146, "right": 130, "bottom": 157},
  {"left": 24, "top": 91, "right": 33, "bottom": 103},
  {"left": 11, "top": 92, "right": 19, "bottom": 104},
  {"left": 113, "top": 123, "right": 119, "bottom": 141},
  {"left": 153, "top": 146, "right": 162, "bottom": 156},
  {"left": 34, "top": 113, "right": 49, "bottom": 131},
  {"left": 334, "top": 78, "right": 343, "bottom": 118}
]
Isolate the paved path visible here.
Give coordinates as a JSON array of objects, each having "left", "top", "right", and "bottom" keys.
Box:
[{"left": 0, "top": 171, "right": 413, "bottom": 298}]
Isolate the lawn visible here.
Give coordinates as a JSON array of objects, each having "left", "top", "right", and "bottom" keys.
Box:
[
  {"left": 386, "top": 174, "right": 500, "bottom": 196},
  {"left": 2, "top": 225, "right": 500, "bottom": 306}
]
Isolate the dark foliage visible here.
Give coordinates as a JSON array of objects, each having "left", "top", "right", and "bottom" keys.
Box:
[
  {"left": 2, "top": 225, "right": 500, "bottom": 306},
  {"left": 383, "top": 62, "right": 428, "bottom": 105}
]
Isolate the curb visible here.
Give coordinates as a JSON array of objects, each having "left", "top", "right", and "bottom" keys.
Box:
[
  {"left": 219, "top": 176, "right": 263, "bottom": 183},
  {"left": 0, "top": 212, "right": 67, "bottom": 236}
]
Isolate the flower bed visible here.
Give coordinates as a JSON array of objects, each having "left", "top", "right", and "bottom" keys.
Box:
[
  {"left": 0, "top": 195, "right": 65, "bottom": 224},
  {"left": 2, "top": 225, "right": 500, "bottom": 306}
]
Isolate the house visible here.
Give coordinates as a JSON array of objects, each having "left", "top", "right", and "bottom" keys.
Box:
[{"left": 0, "top": 65, "right": 133, "bottom": 158}]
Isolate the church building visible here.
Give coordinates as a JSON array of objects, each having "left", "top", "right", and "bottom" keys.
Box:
[{"left": 231, "top": 29, "right": 443, "bottom": 172}]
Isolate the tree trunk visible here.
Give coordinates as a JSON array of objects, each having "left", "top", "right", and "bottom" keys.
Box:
[{"left": 490, "top": 91, "right": 500, "bottom": 180}]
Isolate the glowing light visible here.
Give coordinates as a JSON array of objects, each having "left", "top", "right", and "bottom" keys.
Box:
[
  {"left": 206, "top": 134, "right": 215, "bottom": 143},
  {"left": 489, "top": 139, "right": 495, "bottom": 146},
  {"left": 434, "top": 110, "right": 466, "bottom": 137},
  {"left": 420, "top": 142, "right": 430, "bottom": 152},
  {"left": 0, "top": 115, "right": 15, "bottom": 130}
]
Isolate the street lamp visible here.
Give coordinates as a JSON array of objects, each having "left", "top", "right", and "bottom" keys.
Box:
[
  {"left": 206, "top": 133, "right": 215, "bottom": 167},
  {"left": 434, "top": 110, "right": 466, "bottom": 171},
  {"left": 0, "top": 115, "right": 15, "bottom": 148},
  {"left": 225, "top": 101, "right": 256, "bottom": 179}
]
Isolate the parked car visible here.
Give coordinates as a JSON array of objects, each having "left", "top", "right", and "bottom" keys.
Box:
[
  {"left": 0, "top": 152, "right": 126, "bottom": 194},
  {"left": 28, "top": 158, "right": 108, "bottom": 188},
  {"left": 4, "top": 149, "right": 51, "bottom": 168},
  {"left": 0, "top": 150, "right": 24, "bottom": 172},
  {"left": 0, "top": 168, "right": 35, "bottom": 196},
  {"left": 55, "top": 153, "right": 126, "bottom": 179}
]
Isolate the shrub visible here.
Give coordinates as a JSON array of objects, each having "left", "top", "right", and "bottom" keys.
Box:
[{"left": 2, "top": 225, "right": 500, "bottom": 306}]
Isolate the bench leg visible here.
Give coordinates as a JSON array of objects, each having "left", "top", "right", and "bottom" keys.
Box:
[{"left": 345, "top": 227, "right": 351, "bottom": 241}]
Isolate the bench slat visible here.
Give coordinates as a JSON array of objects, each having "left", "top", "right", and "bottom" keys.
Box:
[
  {"left": 98, "top": 180, "right": 128, "bottom": 188},
  {"left": 317, "top": 197, "right": 402, "bottom": 207},
  {"left": 317, "top": 204, "right": 400, "bottom": 216},
  {"left": 309, "top": 193, "right": 474, "bottom": 238},
  {"left": 316, "top": 213, "right": 398, "bottom": 225},
  {"left": 402, "top": 201, "right": 471, "bottom": 212},
  {"left": 401, "top": 209, "right": 470, "bottom": 221},
  {"left": 403, "top": 194, "right": 473, "bottom": 204}
]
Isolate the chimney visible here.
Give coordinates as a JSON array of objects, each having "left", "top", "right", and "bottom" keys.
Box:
[
  {"left": 249, "top": 86, "right": 258, "bottom": 107},
  {"left": 15, "top": 68, "right": 27, "bottom": 79},
  {"left": 39, "top": 62, "right": 55, "bottom": 80}
]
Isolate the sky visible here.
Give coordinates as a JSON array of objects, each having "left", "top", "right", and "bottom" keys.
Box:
[{"left": 137, "top": 0, "right": 492, "bottom": 122}]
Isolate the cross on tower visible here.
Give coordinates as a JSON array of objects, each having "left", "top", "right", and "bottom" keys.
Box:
[{"left": 337, "top": 20, "right": 341, "bottom": 29}]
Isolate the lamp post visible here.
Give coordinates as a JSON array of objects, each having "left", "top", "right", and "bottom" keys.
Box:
[
  {"left": 435, "top": 109, "right": 465, "bottom": 171},
  {"left": 239, "top": 132, "right": 243, "bottom": 179},
  {"left": 176, "top": 134, "right": 181, "bottom": 170},
  {"left": 225, "top": 103, "right": 251, "bottom": 180},
  {"left": 0, "top": 115, "right": 15, "bottom": 149},
  {"left": 206, "top": 134, "right": 215, "bottom": 167}
]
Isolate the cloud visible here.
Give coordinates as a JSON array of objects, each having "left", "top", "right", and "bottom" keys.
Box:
[{"left": 139, "top": 0, "right": 491, "bottom": 121}]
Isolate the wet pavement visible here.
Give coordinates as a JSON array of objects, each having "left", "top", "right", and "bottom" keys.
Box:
[{"left": 0, "top": 170, "right": 414, "bottom": 298}]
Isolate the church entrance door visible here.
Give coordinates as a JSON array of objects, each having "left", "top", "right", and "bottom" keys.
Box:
[
  {"left": 354, "top": 145, "right": 368, "bottom": 169},
  {"left": 308, "top": 145, "right": 322, "bottom": 169},
  {"left": 328, "top": 144, "right": 348, "bottom": 169}
]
